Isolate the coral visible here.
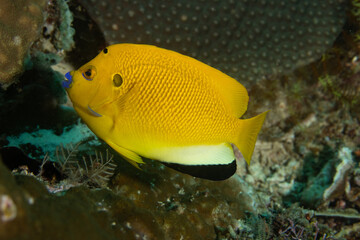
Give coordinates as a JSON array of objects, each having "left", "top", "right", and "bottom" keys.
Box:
[
  {"left": 274, "top": 208, "right": 341, "bottom": 240},
  {"left": 283, "top": 146, "right": 338, "bottom": 209},
  {"left": 243, "top": 48, "right": 360, "bottom": 209},
  {"left": 56, "top": 0, "right": 75, "bottom": 51},
  {"left": 242, "top": 140, "right": 302, "bottom": 198},
  {"left": 62, "top": 0, "right": 106, "bottom": 68},
  {"left": 0, "top": 0, "right": 48, "bottom": 87},
  {"left": 33, "top": 0, "right": 75, "bottom": 55},
  {"left": 1, "top": 142, "right": 115, "bottom": 189},
  {"left": 78, "top": 0, "right": 348, "bottom": 84},
  {"left": 311, "top": 1, "right": 360, "bottom": 110},
  {"left": 0, "top": 156, "right": 122, "bottom": 239},
  {"left": 0, "top": 148, "right": 265, "bottom": 240},
  {"left": 5, "top": 121, "right": 99, "bottom": 159},
  {"left": 0, "top": 1, "right": 79, "bottom": 143},
  {"left": 110, "top": 160, "right": 262, "bottom": 239},
  {"left": 233, "top": 111, "right": 322, "bottom": 202},
  {"left": 335, "top": 222, "right": 360, "bottom": 239},
  {"left": 0, "top": 67, "right": 82, "bottom": 156},
  {"left": 0, "top": 1, "right": 357, "bottom": 238},
  {"left": 317, "top": 52, "right": 360, "bottom": 108},
  {"left": 352, "top": 0, "right": 360, "bottom": 23},
  {"left": 0, "top": 155, "right": 30, "bottom": 239},
  {"left": 281, "top": 143, "right": 359, "bottom": 214},
  {"left": 55, "top": 143, "right": 117, "bottom": 188},
  {"left": 314, "top": 209, "right": 360, "bottom": 239},
  {"left": 0, "top": 195, "right": 17, "bottom": 222},
  {"left": 346, "top": 160, "right": 360, "bottom": 206},
  {"left": 226, "top": 206, "right": 338, "bottom": 239},
  {"left": 323, "top": 147, "right": 354, "bottom": 201}
]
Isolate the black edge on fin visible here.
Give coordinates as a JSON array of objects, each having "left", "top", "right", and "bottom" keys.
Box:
[{"left": 162, "top": 160, "right": 236, "bottom": 181}]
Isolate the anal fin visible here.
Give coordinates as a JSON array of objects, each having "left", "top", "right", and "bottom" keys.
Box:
[
  {"left": 163, "top": 160, "right": 236, "bottom": 181},
  {"left": 151, "top": 143, "right": 237, "bottom": 180}
]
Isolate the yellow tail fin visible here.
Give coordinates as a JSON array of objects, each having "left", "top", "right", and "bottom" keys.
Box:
[{"left": 235, "top": 111, "right": 268, "bottom": 165}]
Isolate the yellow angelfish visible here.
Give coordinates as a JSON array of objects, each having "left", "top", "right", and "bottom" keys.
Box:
[{"left": 63, "top": 44, "right": 267, "bottom": 180}]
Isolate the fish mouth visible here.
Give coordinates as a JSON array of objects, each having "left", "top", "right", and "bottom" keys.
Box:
[
  {"left": 62, "top": 71, "right": 73, "bottom": 88},
  {"left": 87, "top": 105, "right": 102, "bottom": 117}
]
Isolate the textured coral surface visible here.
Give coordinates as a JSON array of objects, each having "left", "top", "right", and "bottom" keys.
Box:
[
  {"left": 78, "top": 0, "right": 347, "bottom": 84},
  {"left": 0, "top": 0, "right": 47, "bottom": 86},
  {"left": 0, "top": 155, "right": 260, "bottom": 240}
]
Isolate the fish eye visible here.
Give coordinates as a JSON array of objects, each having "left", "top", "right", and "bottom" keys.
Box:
[
  {"left": 113, "top": 74, "right": 123, "bottom": 87},
  {"left": 82, "top": 65, "right": 96, "bottom": 80},
  {"left": 103, "top": 48, "right": 108, "bottom": 54}
]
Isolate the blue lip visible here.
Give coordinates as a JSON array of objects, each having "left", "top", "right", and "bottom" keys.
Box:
[{"left": 62, "top": 72, "right": 73, "bottom": 88}]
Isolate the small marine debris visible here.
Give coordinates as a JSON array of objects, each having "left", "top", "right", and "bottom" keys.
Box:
[
  {"left": 335, "top": 222, "right": 360, "bottom": 239},
  {"left": 55, "top": 143, "right": 117, "bottom": 188},
  {"left": 278, "top": 218, "right": 306, "bottom": 239},
  {"left": 0, "top": 195, "right": 17, "bottom": 222},
  {"left": 323, "top": 147, "right": 354, "bottom": 201},
  {"left": 1, "top": 142, "right": 117, "bottom": 191},
  {"left": 313, "top": 209, "right": 360, "bottom": 239},
  {"left": 314, "top": 210, "right": 360, "bottom": 221}
]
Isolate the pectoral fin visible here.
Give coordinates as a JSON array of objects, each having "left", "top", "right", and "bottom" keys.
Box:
[{"left": 106, "top": 140, "right": 144, "bottom": 169}]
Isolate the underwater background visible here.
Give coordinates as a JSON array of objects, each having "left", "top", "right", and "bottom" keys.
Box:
[{"left": 0, "top": 0, "right": 359, "bottom": 239}]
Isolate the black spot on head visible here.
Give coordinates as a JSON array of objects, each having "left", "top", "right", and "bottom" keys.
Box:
[
  {"left": 103, "top": 48, "right": 108, "bottom": 54},
  {"left": 113, "top": 73, "right": 123, "bottom": 87}
]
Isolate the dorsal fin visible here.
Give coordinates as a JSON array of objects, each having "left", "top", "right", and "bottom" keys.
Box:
[
  {"left": 207, "top": 68, "right": 249, "bottom": 117},
  {"left": 139, "top": 44, "right": 249, "bottom": 117},
  {"left": 183, "top": 55, "right": 249, "bottom": 117}
]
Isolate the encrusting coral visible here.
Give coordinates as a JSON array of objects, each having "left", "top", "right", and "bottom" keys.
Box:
[
  {"left": 0, "top": 0, "right": 48, "bottom": 87},
  {"left": 0, "top": 150, "right": 264, "bottom": 240},
  {"left": 323, "top": 147, "right": 354, "bottom": 202},
  {"left": 78, "top": 0, "right": 348, "bottom": 84}
]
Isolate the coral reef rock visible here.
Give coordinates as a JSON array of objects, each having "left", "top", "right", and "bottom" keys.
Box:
[
  {"left": 323, "top": 147, "right": 355, "bottom": 202},
  {"left": 78, "top": 0, "right": 348, "bottom": 84},
  {"left": 111, "top": 160, "right": 264, "bottom": 239},
  {"left": 0, "top": 151, "right": 264, "bottom": 240},
  {"left": 0, "top": 0, "right": 48, "bottom": 87}
]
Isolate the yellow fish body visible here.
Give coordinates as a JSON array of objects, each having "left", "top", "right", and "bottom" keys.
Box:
[{"left": 63, "top": 44, "right": 267, "bottom": 180}]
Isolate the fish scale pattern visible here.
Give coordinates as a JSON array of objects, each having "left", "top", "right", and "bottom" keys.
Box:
[
  {"left": 110, "top": 46, "right": 237, "bottom": 145},
  {"left": 78, "top": 0, "right": 348, "bottom": 85}
]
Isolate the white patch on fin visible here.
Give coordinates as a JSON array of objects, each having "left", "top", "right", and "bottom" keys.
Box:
[{"left": 149, "top": 143, "right": 235, "bottom": 166}]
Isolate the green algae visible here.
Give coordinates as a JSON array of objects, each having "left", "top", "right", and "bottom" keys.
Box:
[{"left": 284, "top": 146, "right": 338, "bottom": 209}]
